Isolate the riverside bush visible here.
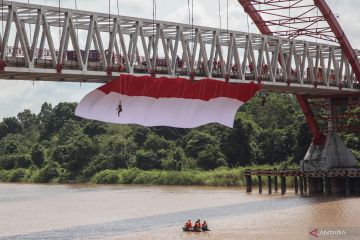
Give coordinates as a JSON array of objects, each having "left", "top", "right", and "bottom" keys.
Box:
[{"left": 92, "top": 170, "right": 119, "bottom": 184}]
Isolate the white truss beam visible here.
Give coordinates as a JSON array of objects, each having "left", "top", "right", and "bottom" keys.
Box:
[{"left": 0, "top": 0, "right": 358, "bottom": 95}]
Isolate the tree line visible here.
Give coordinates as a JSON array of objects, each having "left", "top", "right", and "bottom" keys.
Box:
[{"left": 0, "top": 93, "right": 359, "bottom": 183}]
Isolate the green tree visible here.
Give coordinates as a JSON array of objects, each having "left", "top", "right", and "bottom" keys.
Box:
[
  {"left": 184, "top": 131, "right": 217, "bottom": 159},
  {"left": 143, "top": 133, "right": 171, "bottom": 152},
  {"left": 51, "top": 133, "right": 96, "bottom": 175},
  {"left": 17, "top": 109, "right": 40, "bottom": 141},
  {"left": 31, "top": 144, "right": 46, "bottom": 167},
  {"left": 134, "top": 149, "right": 161, "bottom": 170},
  {"left": 83, "top": 154, "right": 113, "bottom": 177},
  {"left": 0, "top": 154, "right": 32, "bottom": 169},
  {"left": 0, "top": 117, "right": 22, "bottom": 139},
  {"left": 132, "top": 127, "right": 150, "bottom": 146},
  {"left": 0, "top": 155, "right": 16, "bottom": 169},
  {"left": 221, "top": 113, "right": 258, "bottom": 166},
  {"left": 0, "top": 134, "right": 32, "bottom": 155},
  {"left": 197, "top": 145, "right": 227, "bottom": 170},
  {"left": 41, "top": 102, "right": 78, "bottom": 139},
  {"left": 34, "top": 161, "right": 65, "bottom": 183},
  {"left": 83, "top": 121, "right": 107, "bottom": 137}
]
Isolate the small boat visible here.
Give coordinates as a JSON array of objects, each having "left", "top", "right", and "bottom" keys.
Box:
[
  {"left": 182, "top": 227, "right": 202, "bottom": 232},
  {"left": 201, "top": 227, "right": 211, "bottom": 232}
]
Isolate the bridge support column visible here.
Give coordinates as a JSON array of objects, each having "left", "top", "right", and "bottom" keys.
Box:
[
  {"left": 308, "top": 177, "right": 323, "bottom": 194},
  {"left": 257, "top": 175, "right": 262, "bottom": 194},
  {"left": 267, "top": 175, "right": 272, "bottom": 194},
  {"left": 245, "top": 174, "right": 252, "bottom": 193},
  {"left": 301, "top": 132, "right": 357, "bottom": 171},
  {"left": 299, "top": 176, "right": 304, "bottom": 195},
  {"left": 294, "top": 176, "right": 299, "bottom": 194},
  {"left": 300, "top": 98, "right": 357, "bottom": 172}
]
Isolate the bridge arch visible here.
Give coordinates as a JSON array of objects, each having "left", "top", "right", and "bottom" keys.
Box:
[
  {"left": 238, "top": 0, "right": 360, "bottom": 82},
  {"left": 238, "top": 0, "right": 360, "bottom": 145}
]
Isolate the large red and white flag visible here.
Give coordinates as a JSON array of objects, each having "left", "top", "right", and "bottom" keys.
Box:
[{"left": 75, "top": 75, "right": 261, "bottom": 128}]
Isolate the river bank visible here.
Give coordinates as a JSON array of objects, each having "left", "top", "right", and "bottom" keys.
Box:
[{"left": 0, "top": 165, "right": 297, "bottom": 187}]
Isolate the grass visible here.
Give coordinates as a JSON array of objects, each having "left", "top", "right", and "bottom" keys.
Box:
[
  {"left": 0, "top": 164, "right": 299, "bottom": 188},
  {"left": 91, "top": 166, "right": 298, "bottom": 187}
]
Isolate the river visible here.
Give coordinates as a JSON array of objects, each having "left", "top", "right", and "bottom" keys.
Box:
[{"left": 0, "top": 183, "right": 359, "bottom": 240}]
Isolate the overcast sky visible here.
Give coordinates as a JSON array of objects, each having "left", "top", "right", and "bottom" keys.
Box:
[{"left": 0, "top": 0, "right": 359, "bottom": 119}]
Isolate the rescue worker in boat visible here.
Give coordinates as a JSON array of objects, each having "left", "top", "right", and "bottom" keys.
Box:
[
  {"left": 184, "top": 219, "right": 192, "bottom": 230},
  {"left": 201, "top": 220, "right": 209, "bottom": 231},
  {"left": 117, "top": 100, "right": 123, "bottom": 117},
  {"left": 194, "top": 219, "right": 201, "bottom": 230}
]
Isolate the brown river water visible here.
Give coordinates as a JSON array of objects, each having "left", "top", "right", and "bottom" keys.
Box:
[{"left": 0, "top": 183, "right": 359, "bottom": 240}]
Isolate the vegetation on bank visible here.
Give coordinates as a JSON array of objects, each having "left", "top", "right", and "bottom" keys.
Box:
[
  {"left": 0, "top": 165, "right": 298, "bottom": 187},
  {"left": 0, "top": 93, "right": 359, "bottom": 186}
]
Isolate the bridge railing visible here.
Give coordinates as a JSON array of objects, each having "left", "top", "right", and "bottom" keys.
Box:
[{"left": 3, "top": 45, "right": 359, "bottom": 90}]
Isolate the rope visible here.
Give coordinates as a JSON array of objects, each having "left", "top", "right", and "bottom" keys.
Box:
[
  {"left": 74, "top": 0, "right": 78, "bottom": 37},
  {"left": 109, "top": 0, "right": 111, "bottom": 34},
  {"left": 58, "top": 0, "right": 61, "bottom": 40},
  {"left": 288, "top": 0, "right": 290, "bottom": 39},
  {"left": 191, "top": 0, "right": 194, "bottom": 64},
  {"left": 28, "top": 0, "right": 31, "bottom": 41},
  {"left": 226, "top": 0, "right": 229, "bottom": 34},
  {"left": 246, "top": 15, "right": 249, "bottom": 34},
  {"left": 153, "top": 0, "right": 156, "bottom": 37},
  {"left": 187, "top": 0, "right": 191, "bottom": 26},
  {"left": 116, "top": 0, "right": 122, "bottom": 63},
  {"left": 2, "top": 0, "right": 4, "bottom": 39},
  {"left": 316, "top": 7, "right": 319, "bottom": 44},
  {"left": 218, "top": 0, "right": 222, "bottom": 31},
  {"left": 152, "top": 0, "right": 157, "bottom": 74}
]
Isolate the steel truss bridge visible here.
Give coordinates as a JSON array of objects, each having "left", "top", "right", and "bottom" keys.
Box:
[{"left": 0, "top": 0, "right": 359, "bottom": 147}]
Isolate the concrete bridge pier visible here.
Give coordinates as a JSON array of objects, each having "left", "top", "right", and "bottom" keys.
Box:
[
  {"left": 301, "top": 132, "right": 357, "bottom": 171},
  {"left": 308, "top": 177, "right": 324, "bottom": 194},
  {"left": 300, "top": 98, "right": 359, "bottom": 195}
]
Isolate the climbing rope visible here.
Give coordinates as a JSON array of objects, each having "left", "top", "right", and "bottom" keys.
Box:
[
  {"left": 218, "top": 0, "right": 222, "bottom": 32},
  {"left": 116, "top": 0, "right": 124, "bottom": 70},
  {"left": 226, "top": 0, "right": 229, "bottom": 34},
  {"left": 153, "top": 0, "right": 156, "bottom": 38},
  {"left": 189, "top": 0, "right": 194, "bottom": 79},
  {"left": 2, "top": 0, "right": 4, "bottom": 42},
  {"left": 28, "top": 0, "right": 32, "bottom": 40},
  {"left": 58, "top": 0, "right": 61, "bottom": 40},
  {"left": 246, "top": 15, "right": 249, "bottom": 34},
  {"left": 151, "top": 0, "right": 157, "bottom": 76},
  {"left": 116, "top": 0, "right": 120, "bottom": 15},
  {"left": 74, "top": 0, "right": 78, "bottom": 37},
  {"left": 109, "top": 0, "right": 111, "bottom": 34}
]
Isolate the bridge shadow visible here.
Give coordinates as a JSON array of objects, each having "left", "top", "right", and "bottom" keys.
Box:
[{"left": 0, "top": 195, "right": 348, "bottom": 240}]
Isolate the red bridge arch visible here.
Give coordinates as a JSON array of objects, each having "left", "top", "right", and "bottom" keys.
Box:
[{"left": 238, "top": 0, "right": 360, "bottom": 144}]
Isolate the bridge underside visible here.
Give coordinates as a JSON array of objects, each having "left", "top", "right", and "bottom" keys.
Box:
[{"left": 1, "top": 66, "right": 359, "bottom": 97}]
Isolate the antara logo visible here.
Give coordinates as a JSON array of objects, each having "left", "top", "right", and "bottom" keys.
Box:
[
  {"left": 309, "top": 229, "right": 318, "bottom": 237},
  {"left": 309, "top": 228, "right": 347, "bottom": 238}
]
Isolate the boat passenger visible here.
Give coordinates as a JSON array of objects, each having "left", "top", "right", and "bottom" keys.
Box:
[
  {"left": 184, "top": 220, "right": 192, "bottom": 230},
  {"left": 194, "top": 219, "right": 201, "bottom": 230},
  {"left": 201, "top": 220, "right": 209, "bottom": 231}
]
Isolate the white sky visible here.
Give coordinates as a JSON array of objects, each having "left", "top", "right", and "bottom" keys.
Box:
[{"left": 0, "top": 0, "right": 359, "bottom": 119}]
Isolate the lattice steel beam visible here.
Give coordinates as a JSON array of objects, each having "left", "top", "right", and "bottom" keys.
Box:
[{"left": 0, "top": 0, "right": 358, "bottom": 96}]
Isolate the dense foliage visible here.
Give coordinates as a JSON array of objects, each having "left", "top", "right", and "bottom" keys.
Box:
[{"left": 0, "top": 93, "right": 359, "bottom": 183}]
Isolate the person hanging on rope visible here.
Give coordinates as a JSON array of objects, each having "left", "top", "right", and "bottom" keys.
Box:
[{"left": 117, "top": 100, "right": 123, "bottom": 117}]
